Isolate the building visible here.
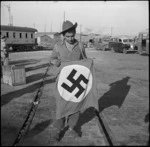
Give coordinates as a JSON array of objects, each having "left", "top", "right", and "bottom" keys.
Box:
[
  {"left": 0, "top": 25, "right": 37, "bottom": 51},
  {"left": 35, "top": 32, "right": 62, "bottom": 48},
  {"left": 75, "top": 33, "right": 89, "bottom": 43}
]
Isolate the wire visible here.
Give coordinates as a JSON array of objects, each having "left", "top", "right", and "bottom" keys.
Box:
[{"left": 12, "top": 61, "right": 52, "bottom": 146}]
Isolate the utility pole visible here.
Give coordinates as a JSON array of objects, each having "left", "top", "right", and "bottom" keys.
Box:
[
  {"left": 5, "top": 4, "right": 11, "bottom": 26},
  {"left": 44, "top": 24, "right": 46, "bottom": 32},
  {"left": 64, "top": 11, "right": 65, "bottom": 22},
  {"left": 60, "top": 20, "right": 61, "bottom": 32},
  {"left": 80, "top": 25, "right": 82, "bottom": 42},
  {"left": 111, "top": 27, "right": 113, "bottom": 36},
  {"left": 44, "top": 20, "right": 46, "bottom": 32},
  {"left": 51, "top": 22, "right": 52, "bottom": 32},
  {"left": 11, "top": 15, "right": 13, "bottom": 26}
]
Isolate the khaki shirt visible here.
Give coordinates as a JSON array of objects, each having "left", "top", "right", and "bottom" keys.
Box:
[{"left": 50, "top": 39, "right": 87, "bottom": 63}]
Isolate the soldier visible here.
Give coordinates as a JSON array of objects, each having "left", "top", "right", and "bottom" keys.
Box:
[
  {"left": 1, "top": 36, "right": 9, "bottom": 67},
  {"left": 49, "top": 20, "right": 88, "bottom": 141},
  {"left": 1, "top": 36, "right": 6, "bottom": 77}
]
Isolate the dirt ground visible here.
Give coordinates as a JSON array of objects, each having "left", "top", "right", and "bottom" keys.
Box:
[{"left": 1, "top": 50, "right": 149, "bottom": 146}]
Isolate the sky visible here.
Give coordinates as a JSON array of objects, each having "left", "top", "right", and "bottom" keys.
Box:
[{"left": 1, "top": 1, "right": 149, "bottom": 36}]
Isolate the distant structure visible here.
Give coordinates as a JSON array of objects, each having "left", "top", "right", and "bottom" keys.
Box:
[
  {"left": 35, "top": 32, "right": 62, "bottom": 47},
  {"left": 5, "top": 4, "right": 13, "bottom": 26},
  {"left": 64, "top": 11, "right": 65, "bottom": 22},
  {"left": 1, "top": 25, "right": 37, "bottom": 51}
]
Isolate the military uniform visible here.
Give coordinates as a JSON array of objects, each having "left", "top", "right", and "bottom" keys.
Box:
[{"left": 49, "top": 38, "right": 87, "bottom": 134}]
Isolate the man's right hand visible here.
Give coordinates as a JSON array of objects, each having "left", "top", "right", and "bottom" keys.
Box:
[
  {"left": 50, "top": 59, "right": 61, "bottom": 67},
  {"left": 55, "top": 60, "right": 61, "bottom": 67}
]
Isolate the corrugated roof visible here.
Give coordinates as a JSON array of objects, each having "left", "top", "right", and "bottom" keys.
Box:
[{"left": 1, "top": 25, "right": 38, "bottom": 32}]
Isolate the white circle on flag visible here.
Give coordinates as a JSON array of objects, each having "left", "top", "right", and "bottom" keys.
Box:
[{"left": 57, "top": 64, "right": 93, "bottom": 102}]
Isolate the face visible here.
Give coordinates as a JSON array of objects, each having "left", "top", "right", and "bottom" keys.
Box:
[{"left": 64, "top": 31, "right": 75, "bottom": 44}]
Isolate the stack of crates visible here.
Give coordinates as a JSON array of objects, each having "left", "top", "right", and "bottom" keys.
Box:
[{"left": 2, "top": 65, "right": 26, "bottom": 86}]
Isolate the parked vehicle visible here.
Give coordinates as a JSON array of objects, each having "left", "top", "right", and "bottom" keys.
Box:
[
  {"left": 108, "top": 36, "right": 138, "bottom": 54},
  {"left": 0, "top": 25, "right": 38, "bottom": 52},
  {"left": 94, "top": 36, "right": 111, "bottom": 51},
  {"left": 135, "top": 29, "right": 149, "bottom": 55}
]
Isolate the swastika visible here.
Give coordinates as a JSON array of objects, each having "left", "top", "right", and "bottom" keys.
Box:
[{"left": 61, "top": 69, "right": 89, "bottom": 98}]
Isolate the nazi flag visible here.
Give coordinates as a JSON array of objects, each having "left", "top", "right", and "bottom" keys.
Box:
[
  {"left": 57, "top": 64, "right": 93, "bottom": 102},
  {"left": 54, "top": 59, "right": 99, "bottom": 119}
]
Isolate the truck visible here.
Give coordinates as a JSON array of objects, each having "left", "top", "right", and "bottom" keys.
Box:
[
  {"left": 135, "top": 29, "right": 149, "bottom": 55},
  {"left": 108, "top": 36, "right": 138, "bottom": 54}
]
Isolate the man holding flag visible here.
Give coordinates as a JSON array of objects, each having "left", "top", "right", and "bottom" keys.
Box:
[{"left": 49, "top": 20, "right": 99, "bottom": 141}]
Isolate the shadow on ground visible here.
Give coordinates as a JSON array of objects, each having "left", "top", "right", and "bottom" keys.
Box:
[
  {"left": 145, "top": 113, "right": 149, "bottom": 146},
  {"left": 9, "top": 59, "right": 40, "bottom": 66},
  {"left": 140, "top": 53, "right": 149, "bottom": 56},
  {"left": 25, "top": 63, "right": 49, "bottom": 72},
  {"left": 1, "top": 76, "right": 131, "bottom": 143},
  {"left": 74, "top": 76, "right": 131, "bottom": 136},
  {"left": 25, "top": 119, "right": 53, "bottom": 138},
  {"left": 9, "top": 59, "right": 49, "bottom": 72},
  {"left": 98, "top": 76, "right": 131, "bottom": 111},
  {"left": 26, "top": 73, "right": 49, "bottom": 84},
  {"left": 1, "top": 77, "right": 56, "bottom": 106}
]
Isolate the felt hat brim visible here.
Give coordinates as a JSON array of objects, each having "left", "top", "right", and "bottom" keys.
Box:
[{"left": 59, "top": 23, "right": 77, "bottom": 34}]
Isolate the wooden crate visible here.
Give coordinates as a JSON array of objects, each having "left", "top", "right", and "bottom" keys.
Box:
[
  {"left": 11, "top": 65, "right": 26, "bottom": 86},
  {"left": 2, "top": 66, "right": 13, "bottom": 86},
  {"left": 2, "top": 65, "right": 26, "bottom": 86}
]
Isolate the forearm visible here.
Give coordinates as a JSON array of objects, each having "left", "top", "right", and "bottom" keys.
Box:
[
  {"left": 49, "top": 57, "right": 61, "bottom": 67},
  {"left": 49, "top": 56, "right": 56, "bottom": 63}
]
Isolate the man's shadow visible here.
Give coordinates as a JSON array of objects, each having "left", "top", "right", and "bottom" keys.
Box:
[
  {"left": 74, "top": 76, "right": 131, "bottom": 137},
  {"left": 25, "top": 119, "right": 53, "bottom": 138},
  {"left": 98, "top": 76, "right": 131, "bottom": 112},
  {"left": 144, "top": 113, "right": 149, "bottom": 145}
]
